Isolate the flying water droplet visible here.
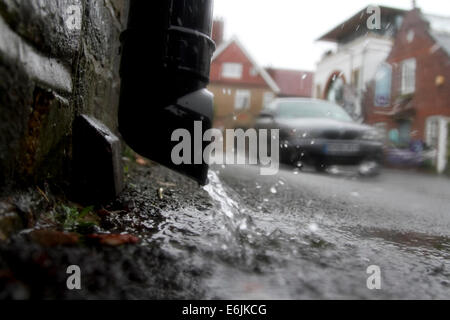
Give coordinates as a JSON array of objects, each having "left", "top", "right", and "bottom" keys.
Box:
[{"left": 308, "top": 223, "right": 319, "bottom": 233}]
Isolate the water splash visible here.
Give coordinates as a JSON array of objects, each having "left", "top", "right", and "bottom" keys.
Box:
[
  {"left": 201, "top": 170, "right": 265, "bottom": 260},
  {"left": 203, "top": 170, "right": 239, "bottom": 220}
]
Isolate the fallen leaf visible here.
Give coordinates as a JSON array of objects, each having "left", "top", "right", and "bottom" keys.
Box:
[
  {"left": 135, "top": 156, "right": 149, "bottom": 166},
  {"left": 86, "top": 234, "right": 140, "bottom": 246},
  {"left": 97, "top": 208, "right": 111, "bottom": 217},
  {"left": 31, "top": 230, "right": 79, "bottom": 247}
]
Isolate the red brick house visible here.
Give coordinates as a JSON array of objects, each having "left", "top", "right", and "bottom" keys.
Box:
[
  {"left": 266, "top": 68, "right": 314, "bottom": 98},
  {"left": 208, "top": 36, "right": 280, "bottom": 130},
  {"left": 209, "top": 20, "right": 315, "bottom": 130},
  {"left": 364, "top": 8, "right": 450, "bottom": 172}
]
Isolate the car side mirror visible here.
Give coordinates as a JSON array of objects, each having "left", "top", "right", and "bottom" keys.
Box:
[
  {"left": 258, "top": 111, "right": 274, "bottom": 120},
  {"left": 258, "top": 111, "right": 274, "bottom": 119}
]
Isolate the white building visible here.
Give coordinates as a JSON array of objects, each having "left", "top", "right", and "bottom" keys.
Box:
[{"left": 314, "top": 6, "right": 406, "bottom": 121}]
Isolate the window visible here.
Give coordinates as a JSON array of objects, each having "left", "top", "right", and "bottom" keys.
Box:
[
  {"left": 406, "top": 30, "right": 415, "bottom": 43},
  {"left": 250, "top": 67, "right": 258, "bottom": 77},
  {"left": 235, "top": 90, "right": 251, "bottom": 110},
  {"left": 374, "top": 64, "right": 392, "bottom": 107},
  {"left": 263, "top": 92, "right": 275, "bottom": 108},
  {"left": 401, "top": 58, "right": 416, "bottom": 95},
  {"left": 222, "top": 63, "right": 243, "bottom": 79},
  {"left": 426, "top": 117, "right": 440, "bottom": 148}
]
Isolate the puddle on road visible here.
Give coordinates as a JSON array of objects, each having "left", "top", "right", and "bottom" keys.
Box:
[{"left": 344, "top": 226, "right": 450, "bottom": 255}]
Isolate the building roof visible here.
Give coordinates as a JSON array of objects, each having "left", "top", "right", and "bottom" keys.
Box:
[
  {"left": 266, "top": 68, "right": 314, "bottom": 97},
  {"left": 317, "top": 5, "right": 406, "bottom": 43},
  {"left": 424, "top": 14, "right": 450, "bottom": 56},
  {"left": 212, "top": 37, "right": 280, "bottom": 93}
]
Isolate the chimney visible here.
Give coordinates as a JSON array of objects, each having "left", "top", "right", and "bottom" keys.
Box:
[{"left": 212, "top": 19, "right": 224, "bottom": 47}]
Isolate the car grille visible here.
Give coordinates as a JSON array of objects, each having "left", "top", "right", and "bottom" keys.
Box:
[{"left": 322, "top": 130, "right": 360, "bottom": 140}]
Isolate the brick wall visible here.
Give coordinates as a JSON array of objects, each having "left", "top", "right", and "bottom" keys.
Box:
[
  {"left": 0, "top": 0, "right": 128, "bottom": 188},
  {"left": 364, "top": 9, "right": 450, "bottom": 141},
  {"left": 209, "top": 40, "right": 274, "bottom": 130},
  {"left": 209, "top": 83, "right": 272, "bottom": 129}
]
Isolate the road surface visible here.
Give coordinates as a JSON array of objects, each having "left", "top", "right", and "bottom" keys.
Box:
[
  {"left": 1, "top": 163, "right": 449, "bottom": 299},
  {"left": 195, "top": 164, "right": 450, "bottom": 299}
]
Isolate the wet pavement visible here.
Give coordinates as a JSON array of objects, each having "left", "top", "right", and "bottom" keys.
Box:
[
  {"left": 1, "top": 163, "right": 449, "bottom": 299},
  {"left": 204, "top": 165, "right": 450, "bottom": 299}
]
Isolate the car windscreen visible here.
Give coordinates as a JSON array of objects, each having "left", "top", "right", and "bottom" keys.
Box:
[{"left": 276, "top": 101, "right": 353, "bottom": 122}]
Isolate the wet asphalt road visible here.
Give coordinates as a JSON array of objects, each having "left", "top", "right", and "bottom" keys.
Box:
[
  {"left": 1, "top": 163, "right": 449, "bottom": 299},
  {"left": 199, "top": 164, "right": 450, "bottom": 299},
  {"left": 217, "top": 165, "right": 450, "bottom": 237}
]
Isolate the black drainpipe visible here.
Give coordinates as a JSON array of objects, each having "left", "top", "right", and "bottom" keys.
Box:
[{"left": 118, "top": 0, "right": 215, "bottom": 185}]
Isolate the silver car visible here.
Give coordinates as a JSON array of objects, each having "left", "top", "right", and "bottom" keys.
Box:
[{"left": 255, "top": 98, "right": 384, "bottom": 175}]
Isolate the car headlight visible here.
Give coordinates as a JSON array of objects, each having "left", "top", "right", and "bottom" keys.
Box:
[{"left": 362, "top": 130, "right": 382, "bottom": 141}]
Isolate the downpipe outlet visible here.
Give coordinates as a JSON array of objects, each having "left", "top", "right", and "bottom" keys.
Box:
[{"left": 118, "top": 0, "right": 216, "bottom": 185}]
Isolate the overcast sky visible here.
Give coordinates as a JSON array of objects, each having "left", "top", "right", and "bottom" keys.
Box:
[{"left": 213, "top": 0, "right": 450, "bottom": 71}]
